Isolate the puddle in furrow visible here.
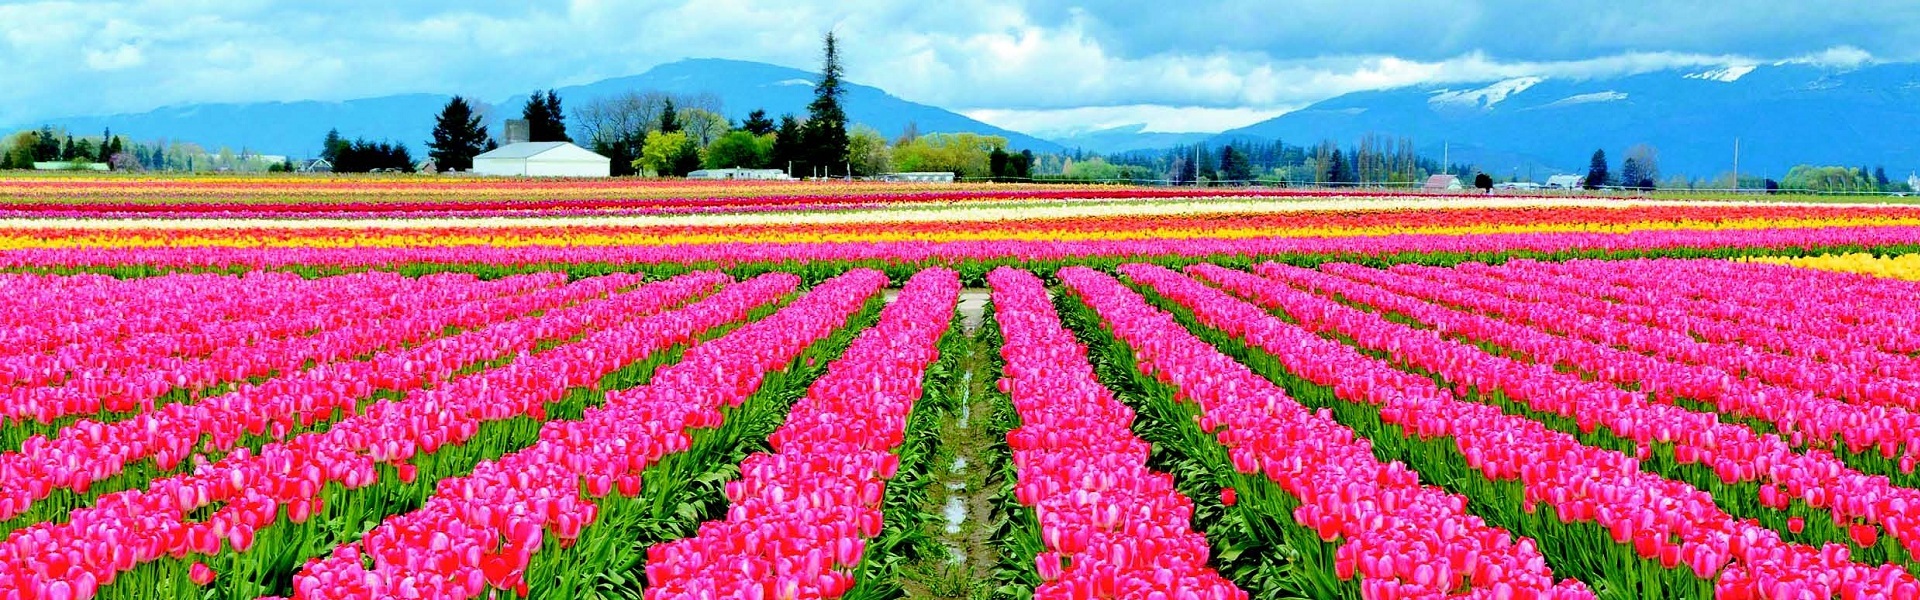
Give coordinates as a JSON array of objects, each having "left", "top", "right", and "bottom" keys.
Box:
[
  {"left": 957, "top": 371, "right": 973, "bottom": 429},
  {"left": 950, "top": 456, "right": 968, "bottom": 473},
  {"left": 943, "top": 496, "right": 967, "bottom": 534}
]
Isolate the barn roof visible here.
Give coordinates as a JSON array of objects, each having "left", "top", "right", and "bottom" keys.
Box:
[{"left": 475, "top": 142, "right": 602, "bottom": 160}]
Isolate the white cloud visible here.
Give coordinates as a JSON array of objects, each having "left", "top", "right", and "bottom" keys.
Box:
[
  {"left": 0, "top": 0, "right": 1903, "bottom": 135},
  {"left": 84, "top": 44, "right": 145, "bottom": 70}
]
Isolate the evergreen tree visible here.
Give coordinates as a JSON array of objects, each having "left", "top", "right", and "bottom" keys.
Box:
[
  {"left": 742, "top": 109, "right": 775, "bottom": 136},
  {"left": 658, "top": 99, "right": 680, "bottom": 134},
  {"left": 771, "top": 114, "right": 804, "bottom": 176},
  {"left": 671, "top": 137, "right": 702, "bottom": 177},
  {"left": 321, "top": 128, "right": 348, "bottom": 164},
  {"left": 1875, "top": 166, "right": 1892, "bottom": 191},
  {"left": 61, "top": 135, "right": 76, "bottom": 161},
  {"left": 594, "top": 132, "right": 642, "bottom": 177},
  {"left": 1326, "top": 149, "right": 1349, "bottom": 184},
  {"left": 1221, "top": 145, "right": 1254, "bottom": 183},
  {"left": 99, "top": 128, "right": 113, "bottom": 162},
  {"left": 801, "top": 32, "right": 850, "bottom": 177},
  {"left": 332, "top": 138, "right": 417, "bottom": 173},
  {"left": 1620, "top": 157, "right": 1645, "bottom": 191},
  {"left": 1584, "top": 149, "right": 1610, "bottom": 190},
  {"left": 522, "top": 90, "right": 571, "bottom": 142},
  {"left": 33, "top": 127, "right": 61, "bottom": 162},
  {"left": 427, "top": 96, "right": 491, "bottom": 172},
  {"left": 988, "top": 147, "right": 1010, "bottom": 180}
]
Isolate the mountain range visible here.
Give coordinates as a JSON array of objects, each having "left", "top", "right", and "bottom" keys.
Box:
[
  {"left": 1211, "top": 61, "right": 1920, "bottom": 179},
  {"left": 19, "top": 58, "right": 1063, "bottom": 160},
  {"left": 15, "top": 58, "right": 1920, "bottom": 178}
]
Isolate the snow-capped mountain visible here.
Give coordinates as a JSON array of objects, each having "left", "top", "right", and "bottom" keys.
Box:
[{"left": 1217, "top": 62, "right": 1920, "bottom": 178}]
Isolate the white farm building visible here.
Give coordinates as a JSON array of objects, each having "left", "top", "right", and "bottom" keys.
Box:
[
  {"left": 687, "top": 168, "right": 791, "bottom": 181},
  {"left": 472, "top": 142, "right": 611, "bottom": 177},
  {"left": 1545, "top": 174, "right": 1585, "bottom": 190}
]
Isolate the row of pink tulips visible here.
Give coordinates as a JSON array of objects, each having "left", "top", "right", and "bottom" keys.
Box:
[
  {"left": 10, "top": 224, "right": 1920, "bottom": 269},
  {"left": 1209, "top": 262, "right": 1920, "bottom": 560},
  {"left": 989, "top": 267, "right": 1247, "bottom": 600},
  {"left": 1479, "top": 259, "right": 1920, "bottom": 359},
  {"left": 1388, "top": 262, "right": 1920, "bottom": 412},
  {"left": 1065, "top": 265, "right": 1590, "bottom": 599},
  {"left": 1296, "top": 261, "right": 1920, "bottom": 472},
  {"left": 0, "top": 271, "right": 492, "bottom": 389},
  {"left": 1511, "top": 258, "right": 1920, "bottom": 341},
  {"left": 0, "top": 272, "right": 299, "bottom": 362},
  {"left": 0, "top": 270, "right": 769, "bottom": 599},
  {"left": 1423, "top": 260, "right": 1920, "bottom": 392},
  {"left": 280, "top": 269, "right": 884, "bottom": 600},
  {"left": 1119, "top": 262, "right": 1920, "bottom": 598},
  {"left": 0, "top": 271, "right": 668, "bottom": 525},
  {"left": 0, "top": 273, "right": 113, "bottom": 344},
  {"left": 2, "top": 272, "right": 569, "bottom": 428},
  {"left": 644, "top": 267, "right": 960, "bottom": 597}
]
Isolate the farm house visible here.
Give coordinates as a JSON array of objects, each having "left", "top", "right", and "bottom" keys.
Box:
[{"left": 471, "top": 142, "right": 611, "bottom": 177}]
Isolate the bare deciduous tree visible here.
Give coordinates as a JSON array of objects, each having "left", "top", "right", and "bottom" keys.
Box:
[
  {"left": 1625, "top": 144, "right": 1660, "bottom": 187},
  {"left": 572, "top": 91, "right": 724, "bottom": 146}
]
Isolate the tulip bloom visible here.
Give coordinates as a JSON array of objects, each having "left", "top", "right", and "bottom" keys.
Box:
[
  {"left": 282, "top": 269, "right": 887, "bottom": 600},
  {"left": 645, "top": 268, "right": 960, "bottom": 597}
]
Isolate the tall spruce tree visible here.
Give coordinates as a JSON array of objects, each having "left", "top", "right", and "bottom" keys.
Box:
[
  {"left": 658, "top": 99, "right": 680, "bottom": 134},
  {"left": 427, "top": 96, "right": 491, "bottom": 172},
  {"left": 321, "top": 128, "right": 347, "bottom": 164},
  {"left": 522, "top": 90, "right": 571, "bottom": 142},
  {"left": 1584, "top": 149, "right": 1610, "bottom": 190},
  {"left": 772, "top": 114, "right": 804, "bottom": 176},
  {"left": 33, "top": 127, "right": 60, "bottom": 162},
  {"left": 801, "top": 32, "right": 850, "bottom": 177},
  {"left": 1221, "top": 145, "right": 1253, "bottom": 184},
  {"left": 742, "top": 109, "right": 775, "bottom": 136}
]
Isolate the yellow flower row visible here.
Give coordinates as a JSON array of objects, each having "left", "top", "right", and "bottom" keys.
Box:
[{"left": 1748, "top": 253, "right": 1920, "bottom": 282}]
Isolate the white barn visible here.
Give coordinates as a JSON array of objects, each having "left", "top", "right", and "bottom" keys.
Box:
[
  {"left": 1421, "top": 174, "right": 1463, "bottom": 191},
  {"left": 472, "top": 142, "right": 611, "bottom": 177}
]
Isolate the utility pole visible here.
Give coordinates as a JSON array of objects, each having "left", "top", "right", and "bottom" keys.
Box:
[{"left": 1732, "top": 138, "right": 1741, "bottom": 193}]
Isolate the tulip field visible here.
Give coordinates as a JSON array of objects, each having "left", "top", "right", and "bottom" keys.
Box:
[{"left": 13, "top": 176, "right": 1920, "bottom": 599}]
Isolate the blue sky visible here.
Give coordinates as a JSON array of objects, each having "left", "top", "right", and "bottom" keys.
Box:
[{"left": 0, "top": 0, "right": 1909, "bottom": 135}]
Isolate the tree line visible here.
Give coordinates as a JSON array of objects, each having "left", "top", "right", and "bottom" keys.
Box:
[
  {"left": 1087, "top": 135, "right": 1462, "bottom": 186},
  {"left": 411, "top": 32, "right": 861, "bottom": 178}
]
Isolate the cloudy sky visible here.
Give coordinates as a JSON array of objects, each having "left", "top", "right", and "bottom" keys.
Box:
[{"left": 1, "top": 0, "right": 1912, "bottom": 135}]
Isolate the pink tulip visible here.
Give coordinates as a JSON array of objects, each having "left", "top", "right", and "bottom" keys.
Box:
[
  {"left": 272, "top": 270, "right": 884, "bottom": 600},
  {"left": 1113, "top": 262, "right": 1920, "bottom": 597},
  {"left": 189, "top": 562, "right": 216, "bottom": 586}
]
